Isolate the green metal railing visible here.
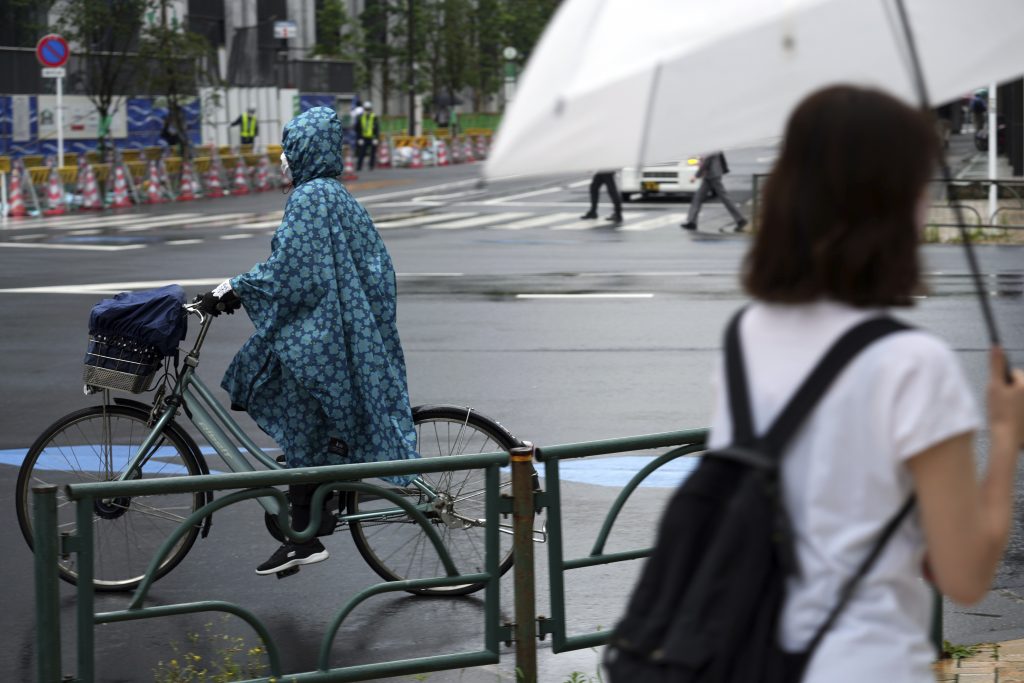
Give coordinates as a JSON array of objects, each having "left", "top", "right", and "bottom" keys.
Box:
[{"left": 33, "top": 429, "right": 712, "bottom": 682}]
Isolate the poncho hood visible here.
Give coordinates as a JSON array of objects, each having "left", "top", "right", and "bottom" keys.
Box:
[{"left": 283, "top": 106, "right": 345, "bottom": 186}]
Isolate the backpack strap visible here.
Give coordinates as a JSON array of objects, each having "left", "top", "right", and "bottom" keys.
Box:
[
  {"left": 760, "top": 316, "right": 911, "bottom": 456},
  {"left": 803, "top": 495, "right": 916, "bottom": 662},
  {"left": 723, "top": 306, "right": 756, "bottom": 445}
]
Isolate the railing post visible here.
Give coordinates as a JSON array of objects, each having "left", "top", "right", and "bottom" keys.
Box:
[
  {"left": 511, "top": 443, "right": 538, "bottom": 682},
  {"left": 932, "top": 588, "right": 944, "bottom": 656},
  {"left": 33, "top": 486, "right": 62, "bottom": 683}
]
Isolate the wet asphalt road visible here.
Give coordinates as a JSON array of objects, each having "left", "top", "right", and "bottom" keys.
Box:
[{"left": 1, "top": 157, "right": 1022, "bottom": 680}]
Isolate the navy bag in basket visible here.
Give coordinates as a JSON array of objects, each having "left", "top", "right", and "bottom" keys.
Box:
[{"left": 84, "top": 284, "right": 188, "bottom": 392}]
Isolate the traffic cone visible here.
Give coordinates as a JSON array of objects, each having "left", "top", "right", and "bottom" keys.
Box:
[
  {"left": 436, "top": 139, "right": 450, "bottom": 167},
  {"left": 254, "top": 154, "right": 272, "bottom": 192},
  {"left": 110, "top": 164, "right": 132, "bottom": 208},
  {"left": 42, "top": 164, "right": 66, "bottom": 216},
  {"left": 146, "top": 160, "right": 166, "bottom": 204},
  {"left": 6, "top": 164, "right": 27, "bottom": 217},
  {"left": 177, "top": 160, "right": 197, "bottom": 201},
  {"left": 206, "top": 165, "right": 225, "bottom": 198},
  {"left": 80, "top": 165, "right": 102, "bottom": 210},
  {"left": 342, "top": 146, "right": 358, "bottom": 181},
  {"left": 232, "top": 157, "right": 251, "bottom": 195},
  {"left": 75, "top": 155, "right": 88, "bottom": 200},
  {"left": 377, "top": 138, "right": 391, "bottom": 168},
  {"left": 475, "top": 135, "right": 488, "bottom": 160},
  {"left": 410, "top": 145, "right": 423, "bottom": 169},
  {"left": 463, "top": 137, "right": 476, "bottom": 164}
]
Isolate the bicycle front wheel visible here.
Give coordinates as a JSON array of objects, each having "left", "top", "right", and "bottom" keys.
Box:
[
  {"left": 348, "top": 405, "right": 524, "bottom": 596},
  {"left": 16, "top": 404, "right": 204, "bottom": 591}
]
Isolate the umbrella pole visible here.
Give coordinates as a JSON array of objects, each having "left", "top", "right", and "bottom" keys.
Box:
[{"left": 892, "top": 0, "right": 1003, "bottom": 351}]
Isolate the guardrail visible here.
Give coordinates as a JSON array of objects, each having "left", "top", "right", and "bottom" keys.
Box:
[{"left": 34, "top": 429, "right": 712, "bottom": 682}]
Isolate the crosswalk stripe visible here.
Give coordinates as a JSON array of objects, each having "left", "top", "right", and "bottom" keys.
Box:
[
  {"left": 0, "top": 241, "right": 145, "bottom": 251},
  {"left": 168, "top": 239, "right": 202, "bottom": 246},
  {"left": 15, "top": 212, "right": 204, "bottom": 230},
  {"left": 220, "top": 233, "right": 253, "bottom": 240},
  {"left": 426, "top": 212, "right": 530, "bottom": 229},
  {"left": 620, "top": 212, "right": 687, "bottom": 231},
  {"left": 233, "top": 219, "right": 281, "bottom": 230},
  {"left": 118, "top": 212, "right": 255, "bottom": 231},
  {"left": 496, "top": 212, "right": 580, "bottom": 230},
  {"left": 374, "top": 212, "right": 477, "bottom": 229}
]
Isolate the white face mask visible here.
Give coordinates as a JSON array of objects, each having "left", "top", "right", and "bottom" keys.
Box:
[{"left": 280, "top": 152, "right": 290, "bottom": 179}]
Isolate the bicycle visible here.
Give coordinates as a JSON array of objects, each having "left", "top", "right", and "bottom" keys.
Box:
[{"left": 16, "top": 299, "right": 535, "bottom": 596}]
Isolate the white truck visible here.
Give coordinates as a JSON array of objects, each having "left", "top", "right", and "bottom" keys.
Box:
[{"left": 619, "top": 156, "right": 702, "bottom": 201}]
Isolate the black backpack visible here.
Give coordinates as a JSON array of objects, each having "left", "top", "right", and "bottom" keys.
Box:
[{"left": 604, "top": 309, "right": 916, "bottom": 683}]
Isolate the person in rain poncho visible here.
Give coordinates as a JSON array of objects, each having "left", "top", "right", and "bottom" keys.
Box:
[{"left": 196, "top": 106, "right": 418, "bottom": 576}]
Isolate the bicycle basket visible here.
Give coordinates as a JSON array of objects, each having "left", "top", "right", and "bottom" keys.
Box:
[{"left": 83, "top": 334, "right": 163, "bottom": 393}]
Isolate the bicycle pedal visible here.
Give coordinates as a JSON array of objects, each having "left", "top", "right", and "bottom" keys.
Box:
[{"left": 276, "top": 565, "right": 301, "bottom": 579}]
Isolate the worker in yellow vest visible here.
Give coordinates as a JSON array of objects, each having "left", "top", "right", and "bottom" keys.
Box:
[
  {"left": 231, "top": 107, "right": 259, "bottom": 146},
  {"left": 355, "top": 102, "right": 381, "bottom": 171}
]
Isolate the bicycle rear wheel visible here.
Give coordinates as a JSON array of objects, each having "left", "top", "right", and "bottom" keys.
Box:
[
  {"left": 16, "top": 404, "right": 204, "bottom": 591},
  {"left": 348, "top": 405, "right": 525, "bottom": 596}
]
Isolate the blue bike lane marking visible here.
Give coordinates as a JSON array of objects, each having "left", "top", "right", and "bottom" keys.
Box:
[{"left": 0, "top": 448, "right": 699, "bottom": 488}]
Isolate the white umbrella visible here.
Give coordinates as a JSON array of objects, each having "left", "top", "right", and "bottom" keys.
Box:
[
  {"left": 485, "top": 0, "right": 1024, "bottom": 347},
  {"left": 486, "top": 0, "right": 1024, "bottom": 177}
]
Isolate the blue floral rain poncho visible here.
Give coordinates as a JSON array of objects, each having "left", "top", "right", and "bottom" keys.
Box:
[{"left": 222, "top": 106, "right": 418, "bottom": 469}]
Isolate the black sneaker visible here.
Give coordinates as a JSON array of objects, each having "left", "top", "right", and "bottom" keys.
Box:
[
  {"left": 606, "top": 213, "right": 623, "bottom": 224},
  {"left": 255, "top": 540, "right": 329, "bottom": 575},
  {"left": 580, "top": 211, "right": 598, "bottom": 219},
  {"left": 680, "top": 221, "right": 697, "bottom": 231},
  {"left": 735, "top": 218, "right": 749, "bottom": 233}
]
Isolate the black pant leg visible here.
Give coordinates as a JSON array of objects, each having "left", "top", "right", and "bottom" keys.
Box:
[
  {"left": 288, "top": 483, "right": 316, "bottom": 534},
  {"left": 603, "top": 173, "right": 622, "bottom": 214},
  {"left": 589, "top": 175, "right": 601, "bottom": 212}
]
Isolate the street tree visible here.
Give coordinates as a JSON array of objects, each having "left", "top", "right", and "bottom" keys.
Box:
[
  {"left": 311, "top": 0, "right": 361, "bottom": 60},
  {"left": 137, "top": 0, "right": 220, "bottom": 158},
  {"left": 50, "top": 0, "right": 147, "bottom": 155}
]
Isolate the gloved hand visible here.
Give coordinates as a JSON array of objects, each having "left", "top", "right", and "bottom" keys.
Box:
[{"left": 194, "top": 281, "right": 241, "bottom": 317}]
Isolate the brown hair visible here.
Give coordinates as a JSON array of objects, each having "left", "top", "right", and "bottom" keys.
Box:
[{"left": 743, "top": 85, "right": 939, "bottom": 307}]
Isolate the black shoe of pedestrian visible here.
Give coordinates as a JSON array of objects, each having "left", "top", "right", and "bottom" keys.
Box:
[
  {"left": 255, "top": 540, "right": 329, "bottom": 575},
  {"left": 680, "top": 221, "right": 697, "bottom": 231},
  {"left": 606, "top": 213, "right": 623, "bottom": 224},
  {"left": 735, "top": 219, "right": 749, "bottom": 233},
  {"left": 580, "top": 211, "right": 598, "bottom": 219}
]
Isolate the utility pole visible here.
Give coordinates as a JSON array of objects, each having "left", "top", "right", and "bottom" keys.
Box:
[{"left": 407, "top": 0, "right": 416, "bottom": 135}]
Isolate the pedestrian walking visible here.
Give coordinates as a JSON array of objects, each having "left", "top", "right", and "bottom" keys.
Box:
[
  {"left": 194, "top": 107, "right": 419, "bottom": 576},
  {"left": 680, "top": 151, "right": 747, "bottom": 233},
  {"left": 581, "top": 170, "right": 623, "bottom": 225},
  {"left": 230, "top": 106, "right": 259, "bottom": 146},
  {"left": 703, "top": 86, "right": 1024, "bottom": 682},
  {"left": 355, "top": 102, "right": 380, "bottom": 171}
]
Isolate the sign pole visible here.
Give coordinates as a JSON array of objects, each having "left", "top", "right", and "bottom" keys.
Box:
[{"left": 56, "top": 74, "right": 64, "bottom": 168}]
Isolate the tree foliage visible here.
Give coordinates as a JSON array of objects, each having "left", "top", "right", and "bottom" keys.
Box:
[
  {"left": 137, "top": 0, "right": 220, "bottom": 157},
  {"left": 51, "top": 0, "right": 147, "bottom": 152}
]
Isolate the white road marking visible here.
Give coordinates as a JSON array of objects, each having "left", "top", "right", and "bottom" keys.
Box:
[
  {"left": 482, "top": 187, "right": 561, "bottom": 204},
  {"left": 515, "top": 293, "right": 655, "bottom": 299},
  {"left": 167, "top": 239, "right": 203, "bottom": 246},
  {"left": 118, "top": 212, "right": 256, "bottom": 231},
  {"left": 495, "top": 212, "right": 579, "bottom": 230},
  {"left": 567, "top": 179, "right": 592, "bottom": 188},
  {"left": 358, "top": 178, "right": 486, "bottom": 204},
  {"left": 220, "top": 233, "right": 253, "bottom": 240},
  {"left": 233, "top": 220, "right": 282, "bottom": 229},
  {"left": 426, "top": 212, "right": 530, "bottom": 229},
  {"left": 68, "top": 229, "right": 101, "bottom": 235},
  {"left": 18, "top": 212, "right": 204, "bottom": 230},
  {"left": 375, "top": 212, "right": 477, "bottom": 229},
  {"left": 620, "top": 212, "right": 687, "bottom": 232},
  {"left": 395, "top": 272, "right": 464, "bottom": 277},
  {"left": 0, "top": 277, "right": 228, "bottom": 294},
  {"left": 0, "top": 242, "right": 145, "bottom": 252},
  {"left": 11, "top": 233, "right": 45, "bottom": 240}
]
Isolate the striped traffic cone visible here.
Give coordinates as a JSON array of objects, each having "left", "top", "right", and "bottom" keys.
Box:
[
  {"left": 342, "top": 146, "right": 358, "bottom": 181},
  {"left": 110, "top": 165, "right": 132, "bottom": 208},
  {"left": 177, "top": 161, "right": 198, "bottom": 201},
  {"left": 409, "top": 145, "right": 423, "bottom": 169},
  {"left": 42, "top": 164, "right": 66, "bottom": 216},
  {"left": 254, "top": 155, "right": 272, "bottom": 192},
  {"left": 463, "top": 137, "right": 476, "bottom": 164},
  {"left": 146, "top": 160, "right": 166, "bottom": 204},
  {"left": 232, "top": 157, "right": 251, "bottom": 195},
  {"left": 475, "top": 135, "right": 488, "bottom": 160},
  {"left": 80, "top": 165, "right": 102, "bottom": 210},
  {"left": 6, "top": 164, "right": 27, "bottom": 217},
  {"left": 206, "top": 165, "right": 225, "bottom": 198},
  {"left": 436, "top": 139, "right": 450, "bottom": 166},
  {"left": 377, "top": 138, "right": 391, "bottom": 168}
]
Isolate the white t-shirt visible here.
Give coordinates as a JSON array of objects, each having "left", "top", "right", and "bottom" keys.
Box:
[{"left": 707, "top": 301, "right": 980, "bottom": 683}]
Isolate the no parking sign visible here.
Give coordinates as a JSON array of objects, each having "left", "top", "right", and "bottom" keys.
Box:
[
  {"left": 36, "top": 34, "right": 69, "bottom": 68},
  {"left": 36, "top": 34, "right": 70, "bottom": 167}
]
